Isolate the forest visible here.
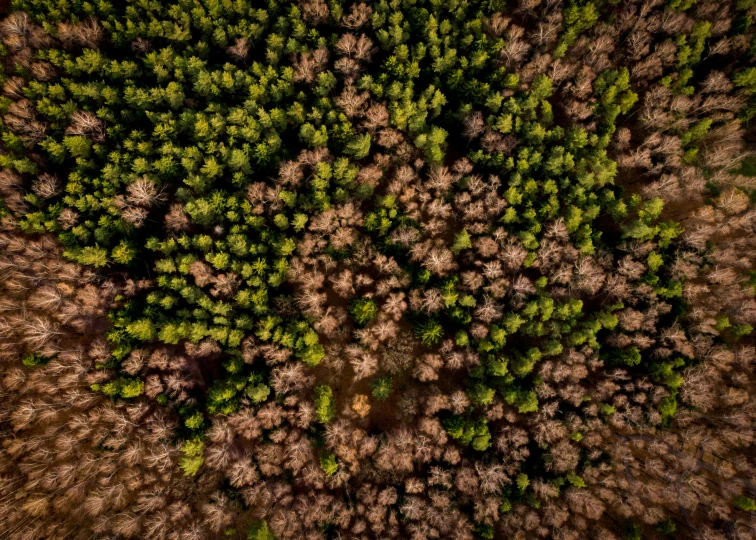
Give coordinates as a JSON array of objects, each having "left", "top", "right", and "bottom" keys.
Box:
[{"left": 0, "top": 0, "right": 754, "bottom": 538}]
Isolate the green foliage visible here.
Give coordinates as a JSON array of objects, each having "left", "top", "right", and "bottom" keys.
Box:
[
  {"left": 179, "top": 438, "right": 205, "bottom": 477},
  {"left": 609, "top": 346, "right": 642, "bottom": 367},
  {"left": 515, "top": 390, "right": 539, "bottom": 413},
  {"left": 734, "top": 67, "right": 756, "bottom": 93},
  {"left": 22, "top": 354, "right": 49, "bottom": 368},
  {"left": 350, "top": 298, "right": 378, "bottom": 326},
  {"left": 516, "top": 473, "right": 530, "bottom": 492},
  {"left": 451, "top": 228, "right": 472, "bottom": 254},
  {"left": 599, "top": 403, "right": 617, "bottom": 416},
  {"left": 247, "top": 521, "right": 276, "bottom": 540},
  {"left": 415, "top": 319, "right": 444, "bottom": 346},
  {"left": 658, "top": 395, "right": 678, "bottom": 420},
  {"left": 92, "top": 376, "right": 144, "bottom": 399},
  {"left": 734, "top": 495, "right": 756, "bottom": 511},
  {"left": 246, "top": 383, "right": 271, "bottom": 404},
  {"left": 185, "top": 412, "right": 204, "bottom": 431},
  {"left": 119, "top": 378, "right": 145, "bottom": 399},
  {"left": 300, "top": 344, "right": 326, "bottom": 367},
  {"left": 681, "top": 118, "right": 712, "bottom": 146},
  {"left": 126, "top": 319, "right": 156, "bottom": 342},
  {"left": 734, "top": 67, "right": 756, "bottom": 120},
  {"left": 314, "top": 385, "right": 335, "bottom": 424},
  {"left": 468, "top": 383, "right": 495, "bottom": 407},
  {"left": 566, "top": 471, "right": 586, "bottom": 488},
  {"left": 320, "top": 453, "right": 339, "bottom": 476},
  {"left": 502, "top": 386, "right": 540, "bottom": 413},
  {"left": 344, "top": 133, "right": 371, "bottom": 159},
  {"left": 668, "top": 0, "right": 697, "bottom": 10},
  {"left": 474, "top": 523, "right": 494, "bottom": 539},
  {"left": 443, "top": 415, "right": 491, "bottom": 451},
  {"left": 371, "top": 377, "right": 393, "bottom": 400},
  {"left": 656, "top": 519, "right": 676, "bottom": 535},
  {"left": 66, "top": 246, "right": 109, "bottom": 267},
  {"left": 623, "top": 522, "right": 642, "bottom": 540}
]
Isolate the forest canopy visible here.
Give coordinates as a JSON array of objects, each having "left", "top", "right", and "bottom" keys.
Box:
[{"left": 0, "top": 0, "right": 755, "bottom": 539}]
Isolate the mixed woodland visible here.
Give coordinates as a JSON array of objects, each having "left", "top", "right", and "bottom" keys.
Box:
[{"left": 0, "top": 0, "right": 755, "bottom": 538}]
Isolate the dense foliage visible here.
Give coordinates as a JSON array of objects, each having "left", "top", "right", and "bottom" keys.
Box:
[{"left": 0, "top": 0, "right": 755, "bottom": 539}]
